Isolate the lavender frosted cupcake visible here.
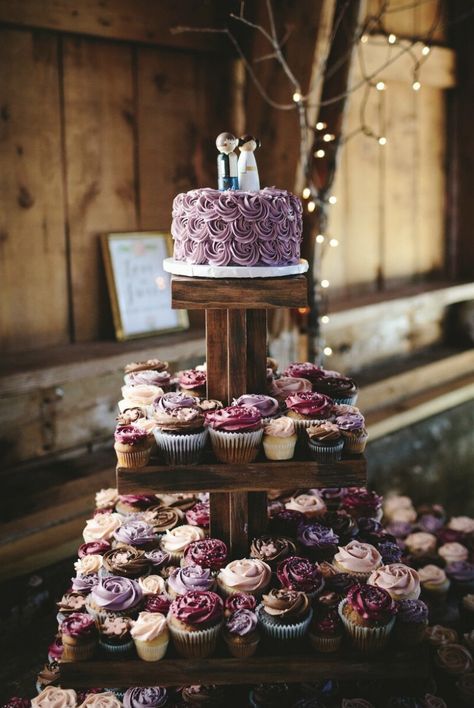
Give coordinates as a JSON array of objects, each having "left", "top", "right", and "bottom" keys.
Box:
[
  {"left": 123, "top": 687, "right": 169, "bottom": 708},
  {"left": 206, "top": 406, "right": 263, "bottom": 464},
  {"left": 335, "top": 413, "right": 368, "bottom": 454},
  {"left": 223, "top": 608, "right": 260, "bottom": 658},
  {"left": 125, "top": 368, "right": 172, "bottom": 392},
  {"left": 445, "top": 561, "right": 474, "bottom": 597},
  {"left": 113, "top": 520, "right": 160, "bottom": 552},
  {"left": 114, "top": 425, "right": 153, "bottom": 468},
  {"left": 306, "top": 422, "right": 344, "bottom": 463},
  {"left": 167, "top": 565, "right": 216, "bottom": 599},
  {"left": 338, "top": 584, "right": 397, "bottom": 653},
  {"left": 393, "top": 598, "right": 428, "bottom": 646},
  {"left": 86, "top": 576, "right": 143, "bottom": 622},
  {"left": 233, "top": 394, "right": 280, "bottom": 423},
  {"left": 297, "top": 523, "right": 339, "bottom": 562}
]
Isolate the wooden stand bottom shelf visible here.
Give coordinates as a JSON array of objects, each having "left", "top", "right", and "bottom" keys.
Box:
[{"left": 60, "top": 646, "right": 431, "bottom": 688}]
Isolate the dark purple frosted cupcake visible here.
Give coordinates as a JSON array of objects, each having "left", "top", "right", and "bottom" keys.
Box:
[
  {"left": 277, "top": 556, "right": 325, "bottom": 599},
  {"left": 393, "top": 598, "right": 429, "bottom": 646},
  {"left": 223, "top": 608, "right": 260, "bottom": 657},
  {"left": 182, "top": 538, "right": 228, "bottom": 571},
  {"left": 341, "top": 488, "right": 382, "bottom": 521},
  {"left": 269, "top": 509, "right": 306, "bottom": 538},
  {"left": 319, "top": 510, "right": 359, "bottom": 544},
  {"left": 308, "top": 608, "right": 343, "bottom": 653},
  {"left": 319, "top": 488, "right": 345, "bottom": 512},
  {"left": 445, "top": 561, "right": 474, "bottom": 597},
  {"left": 378, "top": 541, "right": 404, "bottom": 565},
  {"left": 297, "top": 523, "right": 339, "bottom": 562}
]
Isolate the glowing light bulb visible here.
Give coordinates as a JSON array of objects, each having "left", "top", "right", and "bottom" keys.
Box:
[
  {"left": 293, "top": 91, "right": 302, "bottom": 103},
  {"left": 422, "top": 45, "right": 430, "bottom": 56},
  {"left": 378, "top": 136, "right": 387, "bottom": 146},
  {"left": 329, "top": 238, "right": 339, "bottom": 247},
  {"left": 388, "top": 33, "right": 397, "bottom": 45},
  {"left": 315, "top": 149, "right": 325, "bottom": 158},
  {"left": 412, "top": 80, "right": 421, "bottom": 91},
  {"left": 321, "top": 315, "right": 330, "bottom": 324},
  {"left": 323, "top": 346, "right": 333, "bottom": 356},
  {"left": 360, "top": 34, "right": 368, "bottom": 44},
  {"left": 321, "top": 279, "right": 330, "bottom": 288},
  {"left": 302, "top": 187, "right": 311, "bottom": 199},
  {"left": 376, "top": 81, "right": 386, "bottom": 91},
  {"left": 323, "top": 133, "right": 335, "bottom": 142},
  {"left": 307, "top": 200, "right": 316, "bottom": 213},
  {"left": 328, "top": 195, "right": 337, "bottom": 205},
  {"left": 316, "top": 234, "right": 325, "bottom": 244},
  {"left": 316, "top": 121, "right": 326, "bottom": 131}
]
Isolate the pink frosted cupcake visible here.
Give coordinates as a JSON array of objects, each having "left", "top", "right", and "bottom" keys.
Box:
[
  {"left": 167, "top": 590, "right": 224, "bottom": 658},
  {"left": 284, "top": 392, "right": 334, "bottom": 432},
  {"left": 285, "top": 493, "right": 327, "bottom": 519},
  {"left": 217, "top": 558, "right": 272, "bottom": 599},
  {"left": 333, "top": 541, "right": 382, "bottom": 581},
  {"left": 130, "top": 611, "right": 169, "bottom": 661},
  {"left": 114, "top": 425, "right": 153, "bottom": 468},
  {"left": 283, "top": 362, "right": 325, "bottom": 387},
  {"left": 367, "top": 563, "right": 421, "bottom": 601},
  {"left": 178, "top": 369, "right": 207, "bottom": 398},
  {"left": 206, "top": 406, "right": 263, "bottom": 464},
  {"left": 269, "top": 375, "right": 312, "bottom": 403}
]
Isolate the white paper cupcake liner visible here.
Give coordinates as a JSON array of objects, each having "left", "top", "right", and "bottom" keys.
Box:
[
  {"left": 134, "top": 636, "right": 169, "bottom": 661},
  {"left": 153, "top": 428, "right": 208, "bottom": 465},
  {"left": 263, "top": 436, "right": 296, "bottom": 460},
  {"left": 338, "top": 599, "right": 395, "bottom": 653},
  {"left": 209, "top": 428, "right": 263, "bottom": 464},
  {"left": 308, "top": 439, "right": 344, "bottom": 463},
  {"left": 257, "top": 605, "right": 313, "bottom": 641},
  {"left": 169, "top": 621, "right": 222, "bottom": 658}
]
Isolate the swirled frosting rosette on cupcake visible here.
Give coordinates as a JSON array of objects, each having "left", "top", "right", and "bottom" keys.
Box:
[
  {"left": 167, "top": 565, "right": 216, "bottom": 599},
  {"left": 269, "top": 375, "right": 312, "bottom": 403},
  {"left": 178, "top": 369, "right": 207, "bottom": 398},
  {"left": 102, "top": 546, "right": 150, "bottom": 579},
  {"left": 233, "top": 393, "right": 280, "bottom": 423},
  {"left": 297, "top": 522, "right": 339, "bottom": 562},
  {"left": 167, "top": 590, "right": 224, "bottom": 659},
  {"left": 112, "top": 519, "right": 160, "bottom": 552},
  {"left": 262, "top": 416, "right": 297, "bottom": 460},
  {"left": 123, "top": 687, "right": 169, "bottom": 708},
  {"left": 114, "top": 425, "right": 153, "bottom": 469},
  {"left": 217, "top": 558, "right": 272, "bottom": 599},
  {"left": 367, "top": 563, "right": 421, "bottom": 601},
  {"left": 335, "top": 413, "right": 367, "bottom": 454},
  {"left": 206, "top": 405, "right": 263, "bottom": 464},
  {"left": 284, "top": 392, "right": 334, "bottom": 432},
  {"left": 257, "top": 588, "right": 312, "bottom": 646},
  {"left": 285, "top": 493, "right": 327, "bottom": 519},
  {"left": 250, "top": 535, "right": 297, "bottom": 569},
  {"left": 283, "top": 362, "right": 325, "bottom": 386},
  {"left": 86, "top": 576, "right": 143, "bottom": 622},
  {"left": 223, "top": 608, "right": 260, "bottom": 658},
  {"left": 338, "top": 584, "right": 397, "bottom": 653},
  {"left": 130, "top": 611, "right": 170, "bottom": 662},
  {"left": 333, "top": 541, "right": 382, "bottom": 581},
  {"left": 159, "top": 525, "right": 205, "bottom": 565},
  {"left": 182, "top": 538, "right": 228, "bottom": 570},
  {"left": 32, "top": 688, "right": 77, "bottom": 708},
  {"left": 118, "top": 384, "right": 164, "bottom": 415},
  {"left": 277, "top": 556, "right": 325, "bottom": 599},
  {"left": 60, "top": 612, "right": 97, "bottom": 661},
  {"left": 341, "top": 488, "right": 383, "bottom": 521},
  {"left": 224, "top": 592, "right": 257, "bottom": 617}
]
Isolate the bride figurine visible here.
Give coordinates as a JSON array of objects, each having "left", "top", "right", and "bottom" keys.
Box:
[{"left": 238, "top": 134, "right": 261, "bottom": 191}]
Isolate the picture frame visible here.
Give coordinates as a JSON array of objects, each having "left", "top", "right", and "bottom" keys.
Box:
[{"left": 101, "top": 232, "right": 189, "bottom": 341}]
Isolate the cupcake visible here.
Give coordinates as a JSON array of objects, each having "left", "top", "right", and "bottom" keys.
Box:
[
  {"left": 404, "top": 532, "right": 438, "bottom": 559},
  {"left": 319, "top": 511, "right": 358, "bottom": 544},
  {"left": 250, "top": 535, "right": 297, "bottom": 569},
  {"left": 217, "top": 558, "right": 272, "bottom": 599},
  {"left": 392, "top": 598, "right": 428, "bottom": 646},
  {"left": 233, "top": 394, "right": 280, "bottom": 422},
  {"left": 83, "top": 512, "right": 122, "bottom": 544},
  {"left": 123, "top": 687, "right": 169, "bottom": 708},
  {"left": 434, "top": 643, "right": 473, "bottom": 675},
  {"left": 114, "top": 425, "right": 152, "bottom": 468},
  {"left": 113, "top": 520, "right": 160, "bottom": 551},
  {"left": 306, "top": 422, "right": 344, "bottom": 462},
  {"left": 180, "top": 685, "right": 227, "bottom": 705},
  {"left": 144, "top": 549, "right": 170, "bottom": 572},
  {"left": 138, "top": 575, "right": 167, "bottom": 596},
  {"left": 206, "top": 405, "right": 263, "bottom": 464},
  {"left": 86, "top": 576, "right": 143, "bottom": 622},
  {"left": 167, "top": 565, "right": 216, "bottom": 599},
  {"left": 277, "top": 556, "right": 325, "bottom": 599},
  {"left": 455, "top": 673, "right": 474, "bottom": 707},
  {"left": 257, "top": 588, "right": 312, "bottom": 645},
  {"left": 119, "top": 384, "right": 164, "bottom": 414},
  {"left": 178, "top": 369, "right": 207, "bottom": 397},
  {"left": 186, "top": 502, "right": 210, "bottom": 529},
  {"left": 125, "top": 368, "right": 172, "bottom": 391},
  {"left": 355, "top": 517, "right": 387, "bottom": 545},
  {"left": 297, "top": 523, "right": 339, "bottom": 562},
  {"left": 284, "top": 392, "right": 333, "bottom": 431},
  {"left": 367, "top": 563, "right": 420, "bottom": 601},
  {"left": 143, "top": 594, "right": 171, "bottom": 616},
  {"left": 333, "top": 541, "right": 382, "bottom": 581},
  {"left": 312, "top": 374, "right": 358, "bottom": 405},
  {"left": 378, "top": 541, "right": 404, "bottom": 565},
  {"left": 285, "top": 493, "right": 327, "bottom": 518},
  {"left": 418, "top": 565, "right": 451, "bottom": 611},
  {"left": 383, "top": 495, "right": 416, "bottom": 522},
  {"left": 146, "top": 506, "right": 184, "bottom": 533},
  {"left": 130, "top": 611, "right": 169, "bottom": 661},
  {"left": 269, "top": 376, "right": 312, "bottom": 403},
  {"left": 223, "top": 608, "right": 260, "bottom": 658},
  {"left": 153, "top": 391, "right": 199, "bottom": 414},
  {"left": 98, "top": 616, "right": 134, "bottom": 656},
  {"left": 153, "top": 407, "right": 208, "bottom": 465},
  {"left": 448, "top": 515, "right": 474, "bottom": 534},
  {"left": 338, "top": 584, "right": 397, "bottom": 653},
  {"left": 60, "top": 612, "right": 97, "bottom": 661},
  {"left": 446, "top": 561, "right": 474, "bottom": 597},
  {"left": 71, "top": 574, "right": 99, "bottom": 595},
  {"left": 57, "top": 592, "right": 87, "bottom": 622},
  {"left": 32, "top": 688, "right": 77, "bottom": 707},
  {"left": 334, "top": 413, "right": 367, "bottom": 453},
  {"left": 424, "top": 624, "right": 459, "bottom": 648},
  {"left": 320, "top": 565, "right": 358, "bottom": 598},
  {"left": 115, "top": 494, "right": 158, "bottom": 516},
  {"left": 78, "top": 540, "right": 111, "bottom": 558},
  {"left": 125, "top": 358, "right": 169, "bottom": 374},
  {"left": 182, "top": 538, "right": 228, "bottom": 571},
  {"left": 167, "top": 590, "right": 224, "bottom": 658},
  {"left": 95, "top": 488, "right": 119, "bottom": 512},
  {"left": 308, "top": 609, "right": 343, "bottom": 653},
  {"left": 319, "top": 487, "right": 345, "bottom": 512},
  {"left": 102, "top": 546, "right": 150, "bottom": 579},
  {"left": 262, "top": 417, "right": 297, "bottom": 460},
  {"left": 283, "top": 362, "right": 325, "bottom": 386},
  {"left": 438, "top": 542, "right": 469, "bottom": 565},
  {"left": 160, "top": 525, "right": 205, "bottom": 564},
  {"left": 341, "top": 488, "right": 382, "bottom": 521},
  {"left": 224, "top": 593, "right": 257, "bottom": 617}
]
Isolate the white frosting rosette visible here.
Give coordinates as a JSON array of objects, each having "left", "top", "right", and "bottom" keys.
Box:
[
  {"left": 405, "top": 532, "right": 437, "bottom": 557},
  {"left": 285, "top": 493, "right": 327, "bottom": 518},
  {"left": 118, "top": 384, "right": 164, "bottom": 413},
  {"left": 438, "top": 542, "right": 469, "bottom": 564},
  {"left": 160, "top": 524, "right": 205, "bottom": 563},
  {"left": 217, "top": 558, "right": 272, "bottom": 598},
  {"left": 368, "top": 563, "right": 421, "bottom": 601},
  {"left": 448, "top": 516, "right": 474, "bottom": 533},
  {"left": 74, "top": 554, "right": 103, "bottom": 575},
  {"left": 95, "top": 488, "right": 118, "bottom": 510},
  {"left": 138, "top": 574, "right": 166, "bottom": 595},
  {"left": 79, "top": 693, "right": 123, "bottom": 708},
  {"left": 333, "top": 540, "right": 382, "bottom": 579},
  {"left": 32, "top": 687, "right": 77, "bottom": 708},
  {"left": 131, "top": 611, "right": 169, "bottom": 661},
  {"left": 83, "top": 513, "right": 122, "bottom": 543}
]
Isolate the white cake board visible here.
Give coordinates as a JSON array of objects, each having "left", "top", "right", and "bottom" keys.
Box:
[{"left": 163, "top": 258, "right": 309, "bottom": 279}]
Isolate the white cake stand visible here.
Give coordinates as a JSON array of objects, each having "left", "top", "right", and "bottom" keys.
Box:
[{"left": 163, "top": 258, "right": 309, "bottom": 279}]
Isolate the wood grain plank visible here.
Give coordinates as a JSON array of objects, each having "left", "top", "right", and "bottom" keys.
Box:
[
  {"left": 247, "top": 492, "right": 269, "bottom": 544},
  {"left": 230, "top": 492, "right": 249, "bottom": 559},
  {"left": 209, "top": 493, "right": 230, "bottom": 552},
  {"left": 205, "top": 310, "right": 229, "bottom": 403},
  {"left": 60, "top": 646, "right": 430, "bottom": 687},
  {"left": 117, "top": 457, "right": 367, "bottom": 494},
  {"left": 246, "top": 310, "right": 267, "bottom": 394},
  {"left": 172, "top": 276, "right": 308, "bottom": 310},
  {"left": 227, "top": 310, "right": 247, "bottom": 400},
  {"left": 0, "top": 0, "right": 232, "bottom": 52},
  {"left": 62, "top": 36, "right": 137, "bottom": 341},
  {"left": 0, "top": 29, "right": 69, "bottom": 352}
]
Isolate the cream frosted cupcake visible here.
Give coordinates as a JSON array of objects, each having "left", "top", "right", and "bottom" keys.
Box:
[
  {"left": 418, "top": 564, "right": 451, "bottom": 609},
  {"left": 306, "top": 422, "right": 344, "bottom": 463},
  {"left": 383, "top": 495, "right": 417, "bottom": 522},
  {"left": 114, "top": 425, "right": 153, "bottom": 468},
  {"left": 78, "top": 693, "right": 123, "bottom": 707},
  {"left": 118, "top": 384, "right": 164, "bottom": 414},
  {"left": 338, "top": 584, "right": 397, "bottom": 653},
  {"left": 269, "top": 375, "right": 312, "bottom": 403},
  {"left": 217, "top": 558, "right": 272, "bottom": 599},
  {"left": 438, "top": 542, "right": 469, "bottom": 565},
  {"left": 262, "top": 417, "right": 297, "bottom": 460},
  {"left": 130, "top": 611, "right": 169, "bottom": 661},
  {"left": 167, "top": 590, "right": 224, "bottom": 659},
  {"left": 367, "top": 563, "right": 420, "bottom": 601},
  {"left": 284, "top": 392, "right": 334, "bottom": 432},
  {"left": 404, "top": 532, "right": 438, "bottom": 560},
  {"left": 206, "top": 406, "right": 263, "bottom": 464},
  {"left": 333, "top": 541, "right": 382, "bottom": 581},
  {"left": 83, "top": 513, "right": 122, "bottom": 544},
  {"left": 152, "top": 407, "right": 208, "bottom": 465},
  {"left": 160, "top": 525, "right": 205, "bottom": 565},
  {"left": 285, "top": 493, "right": 327, "bottom": 519},
  {"left": 138, "top": 574, "right": 167, "bottom": 596},
  {"left": 32, "top": 688, "right": 77, "bottom": 707}
]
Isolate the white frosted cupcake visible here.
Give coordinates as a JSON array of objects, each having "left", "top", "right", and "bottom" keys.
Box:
[
  {"left": 207, "top": 406, "right": 263, "bottom": 464},
  {"left": 118, "top": 384, "right": 164, "bottom": 414},
  {"left": 333, "top": 541, "right": 382, "bottom": 581},
  {"left": 160, "top": 525, "right": 205, "bottom": 565},
  {"left": 217, "top": 558, "right": 272, "bottom": 599},
  {"left": 285, "top": 493, "right": 327, "bottom": 519},
  {"left": 367, "top": 563, "right": 421, "bottom": 601},
  {"left": 83, "top": 513, "right": 122, "bottom": 544},
  {"left": 263, "top": 417, "right": 297, "bottom": 460},
  {"left": 130, "top": 611, "right": 169, "bottom": 661}
]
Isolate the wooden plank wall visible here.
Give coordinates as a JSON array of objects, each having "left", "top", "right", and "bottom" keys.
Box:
[
  {"left": 324, "top": 0, "right": 452, "bottom": 294},
  {"left": 0, "top": 11, "right": 230, "bottom": 352}
]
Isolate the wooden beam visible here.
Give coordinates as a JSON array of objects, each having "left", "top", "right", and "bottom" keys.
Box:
[{"left": 0, "top": 0, "right": 233, "bottom": 52}]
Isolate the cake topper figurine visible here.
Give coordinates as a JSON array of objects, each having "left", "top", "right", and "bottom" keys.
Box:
[
  {"left": 216, "top": 132, "right": 239, "bottom": 190},
  {"left": 238, "top": 134, "right": 261, "bottom": 191}
]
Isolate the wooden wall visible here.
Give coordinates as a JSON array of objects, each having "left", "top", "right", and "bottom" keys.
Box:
[{"left": 0, "top": 7, "right": 231, "bottom": 353}]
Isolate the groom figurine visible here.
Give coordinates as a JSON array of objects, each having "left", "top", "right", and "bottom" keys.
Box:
[{"left": 216, "top": 132, "right": 239, "bottom": 190}]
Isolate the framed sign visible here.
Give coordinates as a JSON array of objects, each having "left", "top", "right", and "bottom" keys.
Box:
[{"left": 101, "top": 232, "right": 188, "bottom": 341}]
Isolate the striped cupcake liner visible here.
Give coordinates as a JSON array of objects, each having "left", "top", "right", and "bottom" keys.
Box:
[
  {"left": 262, "top": 437, "right": 297, "bottom": 461},
  {"left": 308, "top": 631, "right": 342, "bottom": 653},
  {"left": 169, "top": 621, "right": 222, "bottom": 659},
  {"left": 257, "top": 605, "right": 313, "bottom": 642},
  {"left": 307, "top": 439, "right": 344, "bottom": 463},
  {"left": 331, "top": 393, "right": 358, "bottom": 405},
  {"left": 114, "top": 445, "right": 151, "bottom": 469},
  {"left": 209, "top": 428, "right": 263, "bottom": 464},
  {"left": 153, "top": 428, "right": 208, "bottom": 465},
  {"left": 134, "top": 636, "right": 169, "bottom": 661},
  {"left": 338, "top": 599, "right": 395, "bottom": 653},
  {"left": 99, "top": 638, "right": 134, "bottom": 656},
  {"left": 342, "top": 431, "right": 368, "bottom": 454}
]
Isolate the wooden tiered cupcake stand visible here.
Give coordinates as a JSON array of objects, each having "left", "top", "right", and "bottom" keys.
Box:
[{"left": 61, "top": 275, "right": 429, "bottom": 688}]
